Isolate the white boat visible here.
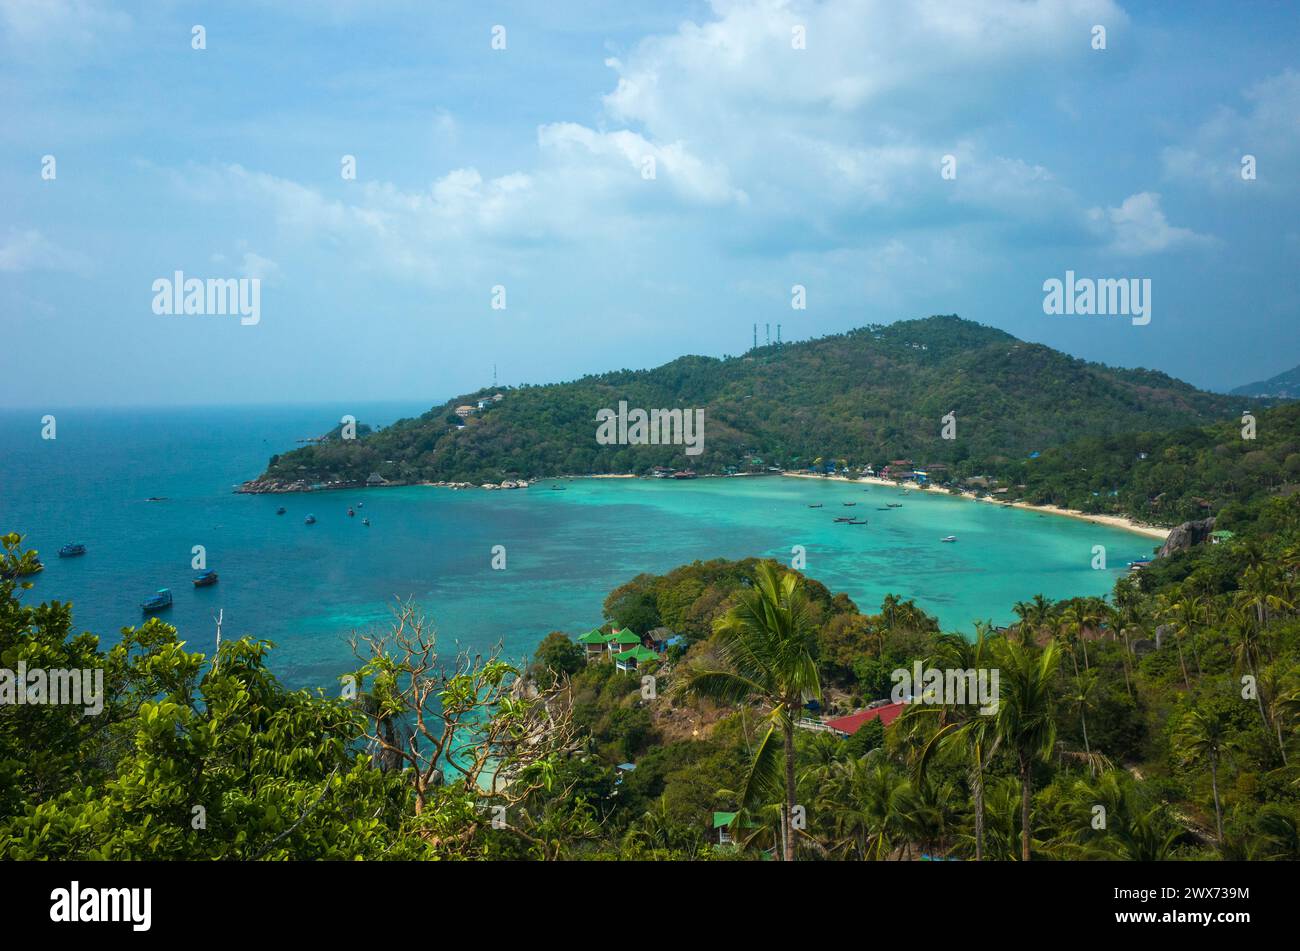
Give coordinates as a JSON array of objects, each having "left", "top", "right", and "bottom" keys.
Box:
[{"left": 941, "top": 535, "right": 958, "bottom": 543}]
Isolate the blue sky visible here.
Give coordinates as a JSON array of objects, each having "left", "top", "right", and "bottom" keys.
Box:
[{"left": 2, "top": 0, "right": 1298, "bottom": 407}]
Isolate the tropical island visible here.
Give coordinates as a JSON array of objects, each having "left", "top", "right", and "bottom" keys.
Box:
[
  {"left": 240, "top": 315, "right": 1296, "bottom": 535},
  {"left": 6, "top": 345, "right": 1300, "bottom": 860}
]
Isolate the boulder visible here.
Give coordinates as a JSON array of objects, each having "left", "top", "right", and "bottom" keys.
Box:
[{"left": 1157, "top": 517, "right": 1216, "bottom": 559}]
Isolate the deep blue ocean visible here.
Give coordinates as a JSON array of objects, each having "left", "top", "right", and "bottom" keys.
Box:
[{"left": 0, "top": 404, "right": 1156, "bottom": 690}]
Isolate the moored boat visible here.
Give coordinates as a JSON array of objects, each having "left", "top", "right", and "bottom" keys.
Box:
[
  {"left": 347, "top": 507, "right": 355, "bottom": 517},
  {"left": 193, "top": 570, "right": 219, "bottom": 587},
  {"left": 58, "top": 543, "right": 87, "bottom": 558},
  {"left": 305, "top": 514, "right": 317, "bottom": 524},
  {"left": 808, "top": 503, "right": 823, "bottom": 508},
  {"left": 362, "top": 518, "right": 370, "bottom": 526},
  {"left": 276, "top": 506, "right": 286, "bottom": 515},
  {"left": 941, "top": 535, "right": 958, "bottom": 543},
  {"left": 141, "top": 588, "right": 173, "bottom": 613}
]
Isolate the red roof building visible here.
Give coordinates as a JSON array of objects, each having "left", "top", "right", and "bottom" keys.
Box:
[{"left": 824, "top": 701, "right": 906, "bottom": 736}]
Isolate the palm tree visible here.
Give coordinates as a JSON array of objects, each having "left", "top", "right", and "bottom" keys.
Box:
[
  {"left": 1055, "top": 602, "right": 1084, "bottom": 677},
  {"left": 680, "top": 562, "right": 821, "bottom": 861},
  {"left": 993, "top": 639, "right": 1061, "bottom": 861},
  {"left": 1226, "top": 605, "right": 1280, "bottom": 757},
  {"left": 1154, "top": 593, "right": 1192, "bottom": 690},
  {"left": 908, "top": 630, "right": 1000, "bottom": 860},
  {"left": 1174, "top": 707, "right": 1232, "bottom": 842},
  {"left": 1237, "top": 563, "right": 1291, "bottom": 633},
  {"left": 1111, "top": 577, "right": 1143, "bottom": 699},
  {"left": 1169, "top": 586, "right": 1206, "bottom": 679},
  {"left": 1071, "top": 667, "right": 1101, "bottom": 757}
]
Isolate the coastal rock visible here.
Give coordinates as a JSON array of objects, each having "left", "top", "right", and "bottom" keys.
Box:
[
  {"left": 1156, "top": 517, "right": 1216, "bottom": 559},
  {"left": 236, "top": 478, "right": 313, "bottom": 494}
]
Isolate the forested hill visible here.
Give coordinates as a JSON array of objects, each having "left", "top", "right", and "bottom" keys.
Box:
[
  {"left": 1230, "top": 363, "right": 1300, "bottom": 400},
  {"left": 248, "top": 315, "right": 1245, "bottom": 488}
]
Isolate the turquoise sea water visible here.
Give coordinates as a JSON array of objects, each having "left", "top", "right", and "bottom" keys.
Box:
[{"left": 0, "top": 405, "right": 1157, "bottom": 689}]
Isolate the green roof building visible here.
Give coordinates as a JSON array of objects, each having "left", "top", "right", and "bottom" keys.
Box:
[{"left": 615, "top": 645, "right": 659, "bottom": 671}]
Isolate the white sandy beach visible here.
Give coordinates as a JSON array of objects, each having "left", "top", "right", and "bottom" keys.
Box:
[{"left": 780, "top": 471, "right": 1171, "bottom": 540}]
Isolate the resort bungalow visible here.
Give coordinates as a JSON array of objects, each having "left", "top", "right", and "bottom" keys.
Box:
[
  {"left": 645, "top": 627, "right": 674, "bottom": 652},
  {"left": 615, "top": 645, "right": 659, "bottom": 672},
  {"left": 577, "top": 627, "right": 613, "bottom": 662},
  {"left": 454, "top": 405, "right": 475, "bottom": 418},
  {"left": 608, "top": 627, "right": 642, "bottom": 653},
  {"left": 713, "top": 811, "right": 739, "bottom": 846},
  {"left": 577, "top": 625, "right": 646, "bottom": 664}
]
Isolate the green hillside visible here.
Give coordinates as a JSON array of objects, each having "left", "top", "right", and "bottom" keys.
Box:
[{"left": 248, "top": 315, "right": 1245, "bottom": 489}]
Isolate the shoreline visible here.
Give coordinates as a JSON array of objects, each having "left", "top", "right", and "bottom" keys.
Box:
[
  {"left": 779, "top": 471, "right": 1170, "bottom": 541},
  {"left": 238, "top": 470, "right": 1168, "bottom": 541}
]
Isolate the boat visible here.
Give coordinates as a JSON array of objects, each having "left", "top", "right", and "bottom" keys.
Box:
[
  {"left": 347, "top": 507, "right": 355, "bottom": 517},
  {"left": 357, "top": 502, "right": 364, "bottom": 508},
  {"left": 141, "top": 588, "right": 173, "bottom": 613},
  {"left": 843, "top": 502, "right": 856, "bottom": 507},
  {"left": 887, "top": 503, "right": 903, "bottom": 508},
  {"left": 833, "top": 516, "right": 854, "bottom": 523},
  {"left": 58, "top": 543, "right": 87, "bottom": 558},
  {"left": 807, "top": 503, "right": 823, "bottom": 508},
  {"left": 671, "top": 470, "right": 697, "bottom": 480},
  {"left": 276, "top": 506, "right": 286, "bottom": 515},
  {"left": 941, "top": 535, "right": 958, "bottom": 543},
  {"left": 145, "top": 496, "right": 167, "bottom": 502},
  {"left": 362, "top": 518, "right": 370, "bottom": 526},
  {"left": 876, "top": 507, "right": 892, "bottom": 511},
  {"left": 845, "top": 518, "right": 868, "bottom": 525},
  {"left": 1127, "top": 559, "right": 1152, "bottom": 571},
  {"left": 1, "top": 559, "right": 43, "bottom": 579},
  {"left": 551, "top": 485, "right": 567, "bottom": 491},
  {"left": 304, "top": 514, "right": 317, "bottom": 524},
  {"left": 193, "top": 570, "right": 219, "bottom": 587}
]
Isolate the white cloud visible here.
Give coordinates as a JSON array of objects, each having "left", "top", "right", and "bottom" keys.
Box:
[
  {"left": 1162, "top": 69, "right": 1300, "bottom": 192},
  {"left": 1089, "top": 192, "right": 1214, "bottom": 256}
]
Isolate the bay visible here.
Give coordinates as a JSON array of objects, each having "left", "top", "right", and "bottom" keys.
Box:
[{"left": 0, "top": 405, "right": 1156, "bottom": 689}]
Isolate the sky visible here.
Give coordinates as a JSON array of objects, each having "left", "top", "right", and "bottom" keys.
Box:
[{"left": 2, "top": 0, "right": 1298, "bottom": 408}]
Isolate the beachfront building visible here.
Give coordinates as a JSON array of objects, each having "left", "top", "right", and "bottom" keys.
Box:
[{"left": 454, "top": 405, "right": 475, "bottom": 418}]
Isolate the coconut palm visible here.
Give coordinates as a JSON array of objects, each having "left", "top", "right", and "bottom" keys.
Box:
[
  {"left": 1071, "top": 667, "right": 1101, "bottom": 757},
  {"left": 1225, "top": 605, "right": 1281, "bottom": 758},
  {"left": 993, "top": 639, "right": 1061, "bottom": 861},
  {"left": 1168, "top": 586, "right": 1206, "bottom": 678},
  {"left": 1174, "top": 706, "right": 1234, "bottom": 842},
  {"left": 1154, "top": 593, "right": 1192, "bottom": 690},
  {"left": 906, "top": 630, "right": 1000, "bottom": 860},
  {"left": 679, "top": 561, "right": 821, "bottom": 861}
]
